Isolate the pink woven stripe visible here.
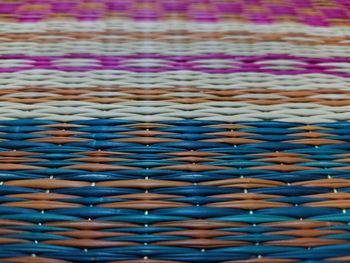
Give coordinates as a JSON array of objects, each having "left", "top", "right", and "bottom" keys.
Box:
[
  {"left": 0, "top": 0, "right": 349, "bottom": 26},
  {"left": 1, "top": 54, "right": 350, "bottom": 76}
]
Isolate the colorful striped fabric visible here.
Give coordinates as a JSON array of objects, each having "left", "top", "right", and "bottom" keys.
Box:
[{"left": 1, "top": 1, "right": 350, "bottom": 262}]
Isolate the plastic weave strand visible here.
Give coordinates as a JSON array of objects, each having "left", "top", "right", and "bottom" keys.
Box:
[{"left": 1, "top": 1, "right": 350, "bottom": 262}]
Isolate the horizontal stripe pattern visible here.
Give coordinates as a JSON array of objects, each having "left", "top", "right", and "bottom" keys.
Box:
[
  {"left": 1, "top": 1, "right": 350, "bottom": 262},
  {"left": 0, "top": 119, "right": 350, "bottom": 263},
  {"left": 2, "top": 41, "right": 350, "bottom": 57},
  {"left": 0, "top": 0, "right": 349, "bottom": 26},
  {"left": 0, "top": 85, "right": 348, "bottom": 122},
  {"left": 1, "top": 54, "right": 350, "bottom": 75},
  {"left": 2, "top": 31, "right": 350, "bottom": 47},
  {"left": 0, "top": 20, "right": 350, "bottom": 34},
  {"left": 0, "top": 102, "right": 348, "bottom": 123},
  {"left": 2, "top": 71, "right": 350, "bottom": 90}
]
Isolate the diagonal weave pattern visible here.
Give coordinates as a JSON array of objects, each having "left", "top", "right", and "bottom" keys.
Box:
[{"left": 1, "top": 1, "right": 350, "bottom": 263}]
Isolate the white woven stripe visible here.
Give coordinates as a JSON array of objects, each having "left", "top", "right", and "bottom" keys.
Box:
[
  {"left": 1, "top": 70, "right": 350, "bottom": 90},
  {"left": 1, "top": 41, "right": 350, "bottom": 57},
  {"left": 0, "top": 101, "right": 348, "bottom": 123},
  {"left": 0, "top": 20, "right": 350, "bottom": 36}
]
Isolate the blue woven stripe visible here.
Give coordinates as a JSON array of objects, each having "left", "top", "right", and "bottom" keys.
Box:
[{"left": 0, "top": 119, "right": 349, "bottom": 261}]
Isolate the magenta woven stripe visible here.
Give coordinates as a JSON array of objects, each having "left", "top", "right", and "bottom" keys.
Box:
[
  {"left": 0, "top": 54, "right": 350, "bottom": 76},
  {"left": 0, "top": 0, "right": 348, "bottom": 25}
]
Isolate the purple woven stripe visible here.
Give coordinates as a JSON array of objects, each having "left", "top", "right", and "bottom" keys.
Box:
[
  {"left": 0, "top": 0, "right": 349, "bottom": 25},
  {"left": 1, "top": 54, "right": 350, "bottom": 76}
]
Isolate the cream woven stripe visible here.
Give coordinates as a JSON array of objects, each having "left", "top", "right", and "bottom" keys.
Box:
[
  {"left": 0, "top": 42, "right": 350, "bottom": 57},
  {"left": 1, "top": 71, "right": 350, "bottom": 90},
  {"left": 0, "top": 101, "right": 348, "bottom": 123},
  {"left": 1, "top": 21, "right": 350, "bottom": 36}
]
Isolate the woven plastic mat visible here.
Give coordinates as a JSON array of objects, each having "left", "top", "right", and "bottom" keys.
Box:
[{"left": 1, "top": 1, "right": 350, "bottom": 262}]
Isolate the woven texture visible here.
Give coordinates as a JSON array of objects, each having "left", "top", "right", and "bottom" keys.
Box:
[{"left": 1, "top": 1, "right": 350, "bottom": 263}]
